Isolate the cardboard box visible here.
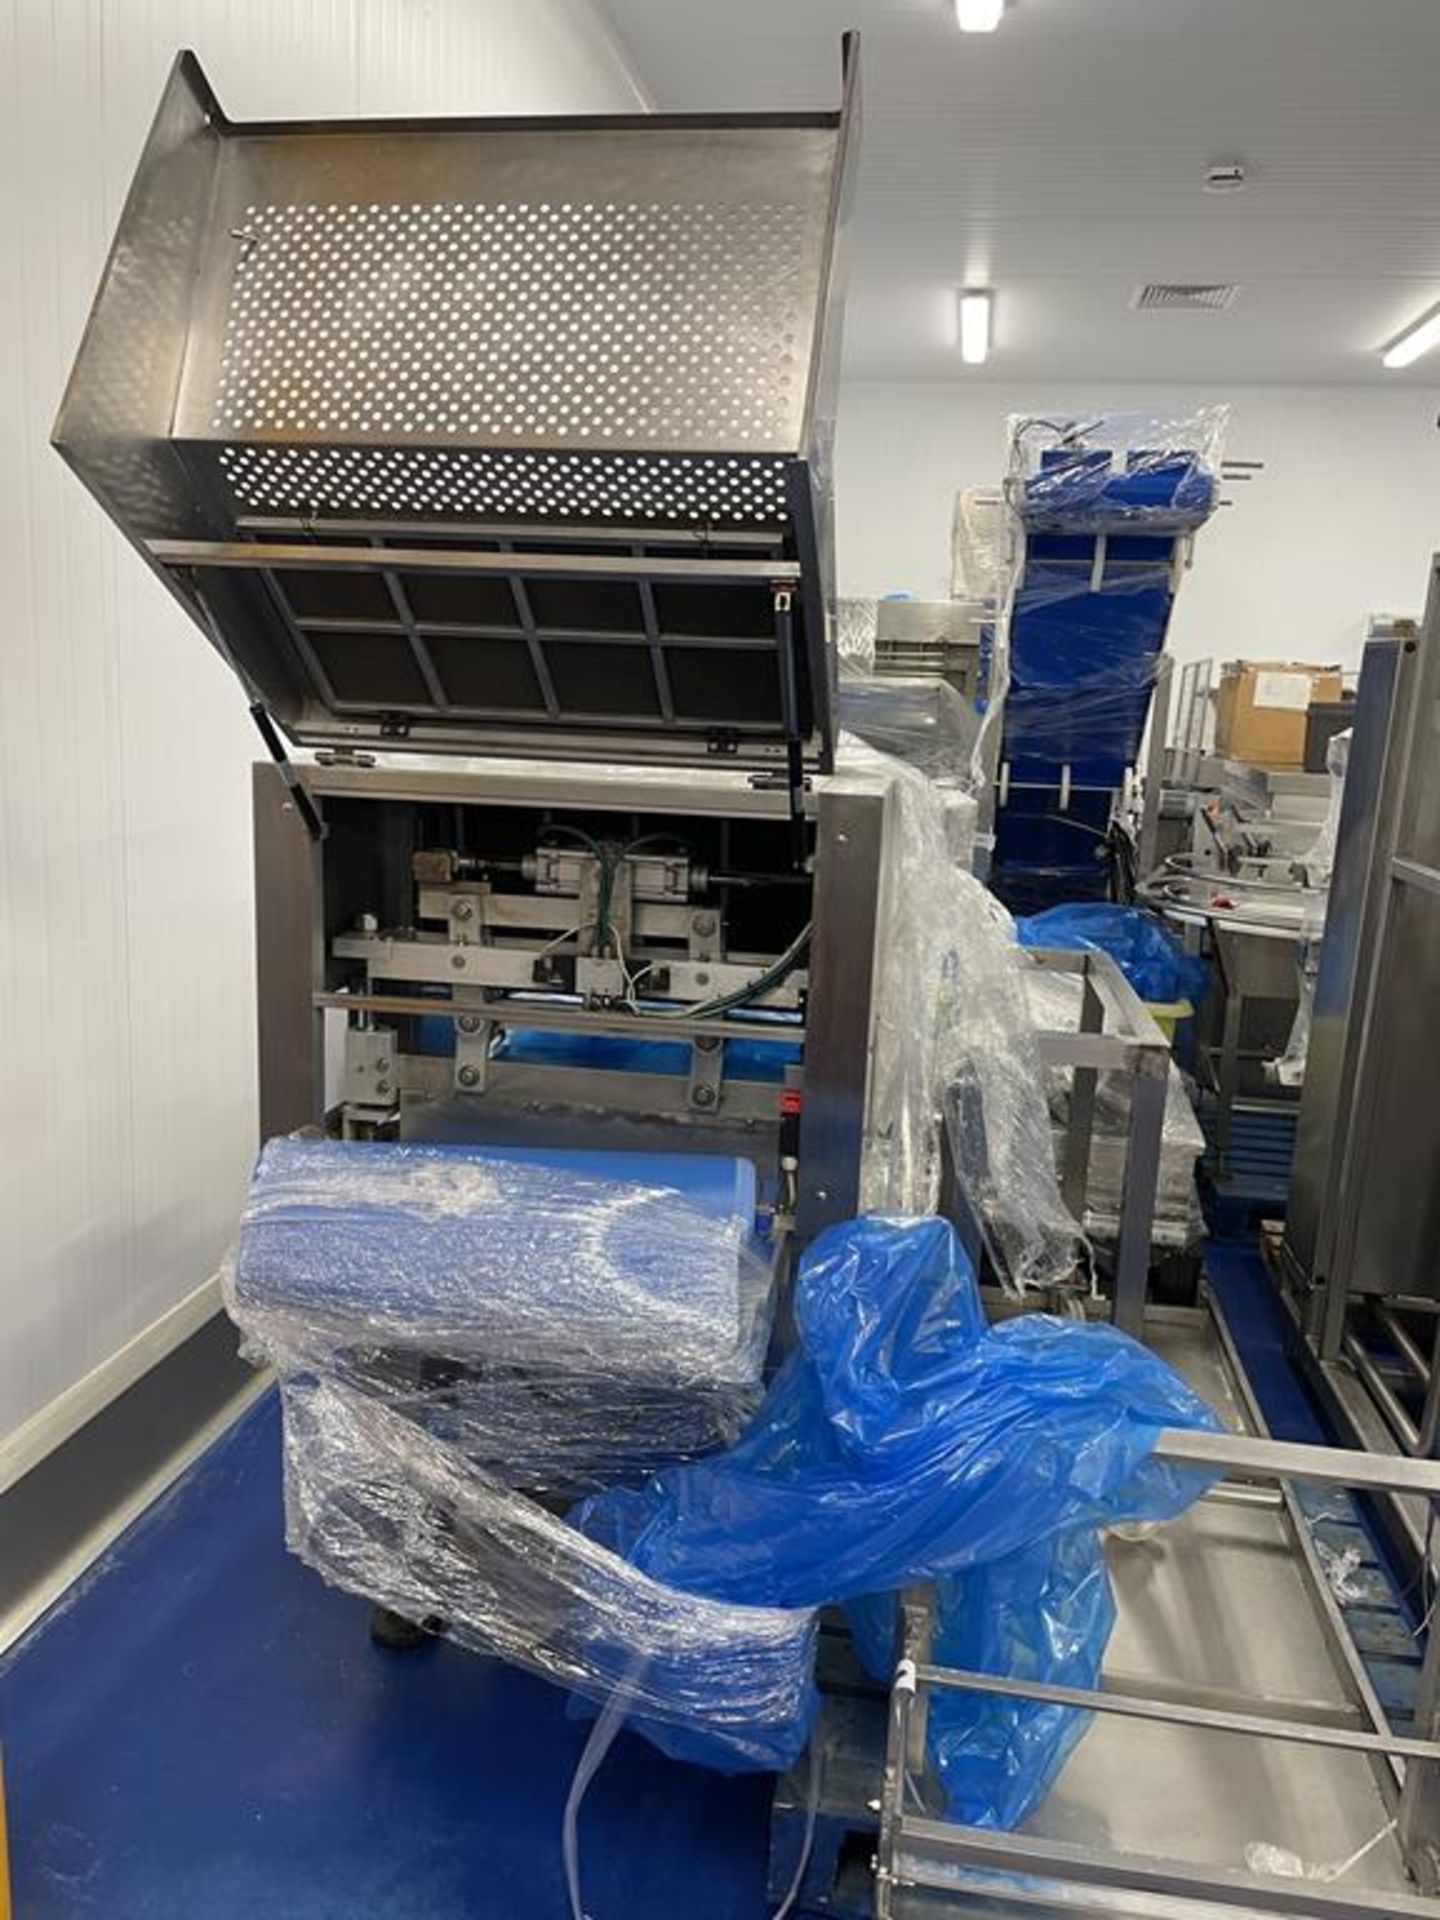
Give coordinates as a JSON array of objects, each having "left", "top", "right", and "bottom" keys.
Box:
[{"left": 1214, "top": 660, "right": 1344, "bottom": 769}]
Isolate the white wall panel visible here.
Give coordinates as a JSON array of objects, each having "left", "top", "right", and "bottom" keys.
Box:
[
  {"left": 0, "top": 0, "right": 643, "bottom": 1453},
  {"left": 837, "top": 379, "right": 1440, "bottom": 670}
]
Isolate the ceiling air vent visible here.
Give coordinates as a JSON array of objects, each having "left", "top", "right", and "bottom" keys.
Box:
[{"left": 1132, "top": 283, "right": 1240, "bottom": 312}]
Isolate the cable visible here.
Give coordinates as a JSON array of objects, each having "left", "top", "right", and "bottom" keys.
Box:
[
  {"left": 633, "top": 922, "right": 812, "bottom": 1023},
  {"left": 770, "top": 1742, "right": 820, "bottom": 1920},
  {"left": 562, "top": 1661, "right": 648, "bottom": 1920}
]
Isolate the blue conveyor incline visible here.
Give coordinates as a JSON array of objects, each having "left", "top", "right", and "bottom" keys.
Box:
[{"left": 993, "top": 448, "right": 1220, "bottom": 915}]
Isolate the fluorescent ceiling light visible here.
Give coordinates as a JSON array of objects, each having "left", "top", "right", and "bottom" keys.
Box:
[
  {"left": 958, "top": 290, "right": 992, "bottom": 365},
  {"left": 956, "top": 0, "right": 1005, "bottom": 30},
  {"left": 1382, "top": 303, "right": 1440, "bottom": 370}
]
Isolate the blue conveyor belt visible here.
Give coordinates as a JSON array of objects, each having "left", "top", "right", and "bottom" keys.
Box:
[{"left": 993, "top": 447, "right": 1220, "bottom": 914}]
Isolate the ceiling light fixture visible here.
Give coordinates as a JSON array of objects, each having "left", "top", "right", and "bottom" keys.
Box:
[
  {"left": 958, "top": 289, "right": 992, "bottom": 365},
  {"left": 1382, "top": 303, "right": 1440, "bottom": 371},
  {"left": 955, "top": 0, "right": 1005, "bottom": 31}
]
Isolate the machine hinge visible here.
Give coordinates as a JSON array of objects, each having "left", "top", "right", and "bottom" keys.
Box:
[
  {"left": 378, "top": 713, "right": 413, "bottom": 739},
  {"left": 315, "top": 746, "right": 378, "bottom": 768},
  {"left": 706, "top": 728, "right": 742, "bottom": 757}
]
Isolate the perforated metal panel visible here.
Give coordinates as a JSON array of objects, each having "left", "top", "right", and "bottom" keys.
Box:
[
  {"left": 54, "top": 46, "right": 860, "bottom": 768},
  {"left": 212, "top": 199, "right": 814, "bottom": 447},
  {"left": 216, "top": 446, "right": 793, "bottom": 525}
]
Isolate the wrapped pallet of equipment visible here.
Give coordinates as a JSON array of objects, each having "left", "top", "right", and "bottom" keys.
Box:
[{"left": 228, "top": 1169, "right": 1221, "bottom": 1820}]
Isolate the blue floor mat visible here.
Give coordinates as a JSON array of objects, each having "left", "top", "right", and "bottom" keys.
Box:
[{"left": 0, "top": 1393, "right": 771, "bottom": 1920}]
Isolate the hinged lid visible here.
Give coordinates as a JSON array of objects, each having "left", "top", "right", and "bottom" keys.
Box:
[{"left": 54, "top": 43, "right": 861, "bottom": 772}]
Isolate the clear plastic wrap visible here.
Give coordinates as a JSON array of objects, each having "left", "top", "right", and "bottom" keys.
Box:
[
  {"left": 837, "top": 673, "right": 980, "bottom": 784},
  {"left": 834, "top": 743, "right": 1080, "bottom": 1291},
  {"left": 281, "top": 1373, "right": 819, "bottom": 1771},
  {"left": 987, "top": 409, "right": 1227, "bottom": 910},
  {"left": 1004, "top": 408, "right": 1230, "bottom": 534},
  {"left": 835, "top": 597, "right": 878, "bottom": 674},
  {"left": 991, "top": 563, "right": 1173, "bottom": 779},
  {"left": 837, "top": 676, "right": 981, "bottom": 870},
  {"left": 1297, "top": 727, "right": 1351, "bottom": 897},
  {"left": 227, "top": 1138, "right": 776, "bottom": 1497},
  {"left": 1023, "top": 969, "right": 1205, "bottom": 1250},
  {"left": 241, "top": 1203, "right": 1219, "bottom": 1815},
  {"left": 951, "top": 487, "right": 1009, "bottom": 604}
]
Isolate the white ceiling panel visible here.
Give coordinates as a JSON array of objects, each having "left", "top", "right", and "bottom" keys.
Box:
[{"left": 599, "top": 0, "right": 1440, "bottom": 384}]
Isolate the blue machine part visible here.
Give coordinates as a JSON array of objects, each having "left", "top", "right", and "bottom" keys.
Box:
[
  {"left": 229, "top": 1139, "right": 762, "bottom": 1353},
  {"left": 994, "top": 430, "right": 1223, "bottom": 915},
  {"left": 230, "top": 1140, "right": 778, "bottom": 1508},
  {"left": 573, "top": 1215, "right": 1219, "bottom": 1818},
  {"left": 1017, "top": 448, "right": 1218, "bottom": 535},
  {"left": 492, "top": 1026, "right": 800, "bottom": 1085},
  {"left": 1001, "top": 536, "right": 1176, "bottom": 787},
  {"left": 413, "top": 1017, "right": 801, "bottom": 1086}
]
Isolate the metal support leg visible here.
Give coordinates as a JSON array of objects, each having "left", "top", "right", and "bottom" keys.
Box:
[
  {"left": 1420, "top": 1319, "right": 1440, "bottom": 1460},
  {"left": 1137, "top": 653, "right": 1175, "bottom": 879},
  {"left": 874, "top": 1661, "right": 916, "bottom": 1920},
  {"left": 1400, "top": 1324, "right": 1440, "bottom": 1889},
  {"left": 1113, "top": 1061, "right": 1166, "bottom": 1337},
  {"left": 1216, "top": 981, "right": 1245, "bottom": 1177},
  {"left": 1061, "top": 967, "right": 1103, "bottom": 1219},
  {"left": 1392, "top": 1558, "right": 1440, "bottom": 1893}
]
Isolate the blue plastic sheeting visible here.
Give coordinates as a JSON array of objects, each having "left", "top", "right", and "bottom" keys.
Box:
[
  {"left": 574, "top": 1216, "right": 1219, "bottom": 1820},
  {"left": 1017, "top": 902, "right": 1210, "bottom": 1006}
]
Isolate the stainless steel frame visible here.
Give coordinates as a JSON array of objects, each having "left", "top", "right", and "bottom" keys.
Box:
[
  {"left": 253, "top": 755, "right": 891, "bottom": 1236},
  {"left": 873, "top": 1300, "right": 1440, "bottom": 1920},
  {"left": 1256, "top": 580, "right": 1440, "bottom": 1597},
  {"left": 1025, "top": 949, "right": 1171, "bottom": 1335},
  {"left": 1300, "top": 584, "right": 1437, "bottom": 1334},
  {"left": 53, "top": 43, "right": 861, "bottom": 773},
  {"left": 1281, "top": 619, "right": 1421, "bottom": 1339}
]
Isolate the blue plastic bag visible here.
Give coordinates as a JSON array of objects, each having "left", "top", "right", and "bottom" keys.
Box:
[
  {"left": 1017, "top": 901, "right": 1209, "bottom": 1006},
  {"left": 573, "top": 1216, "right": 1219, "bottom": 1818}
]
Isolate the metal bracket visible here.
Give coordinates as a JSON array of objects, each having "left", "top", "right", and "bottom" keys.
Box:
[
  {"left": 687, "top": 1033, "right": 724, "bottom": 1112},
  {"left": 453, "top": 1000, "right": 492, "bottom": 1094},
  {"left": 688, "top": 908, "right": 721, "bottom": 962},
  {"left": 342, "top": 1025, "right": 398, "bottom": 1120},
  {"left": 314, "top": 746, "right": 377, "bottom": 768}
]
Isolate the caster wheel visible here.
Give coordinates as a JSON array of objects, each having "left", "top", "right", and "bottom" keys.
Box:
[{"left": 369, "top": 1606, "right": 442, "bottom": 1650}]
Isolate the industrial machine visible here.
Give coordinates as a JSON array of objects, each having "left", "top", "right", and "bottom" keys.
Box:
[
  {"left": 1141, "top": 690, "right": 1348, "bottom": 1189},
  {"left": 53, "top": 43, "right": 1440, "bottom": 1920},
  {"left": 52, "top": 43, "right": 890, "bottom": 1240},
  {"left": 1275, "top": 590, "right": 1440, "bottom": 1542},
  {"left": 987, "top": 411, "right": 1228, "bottom": 914}
]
